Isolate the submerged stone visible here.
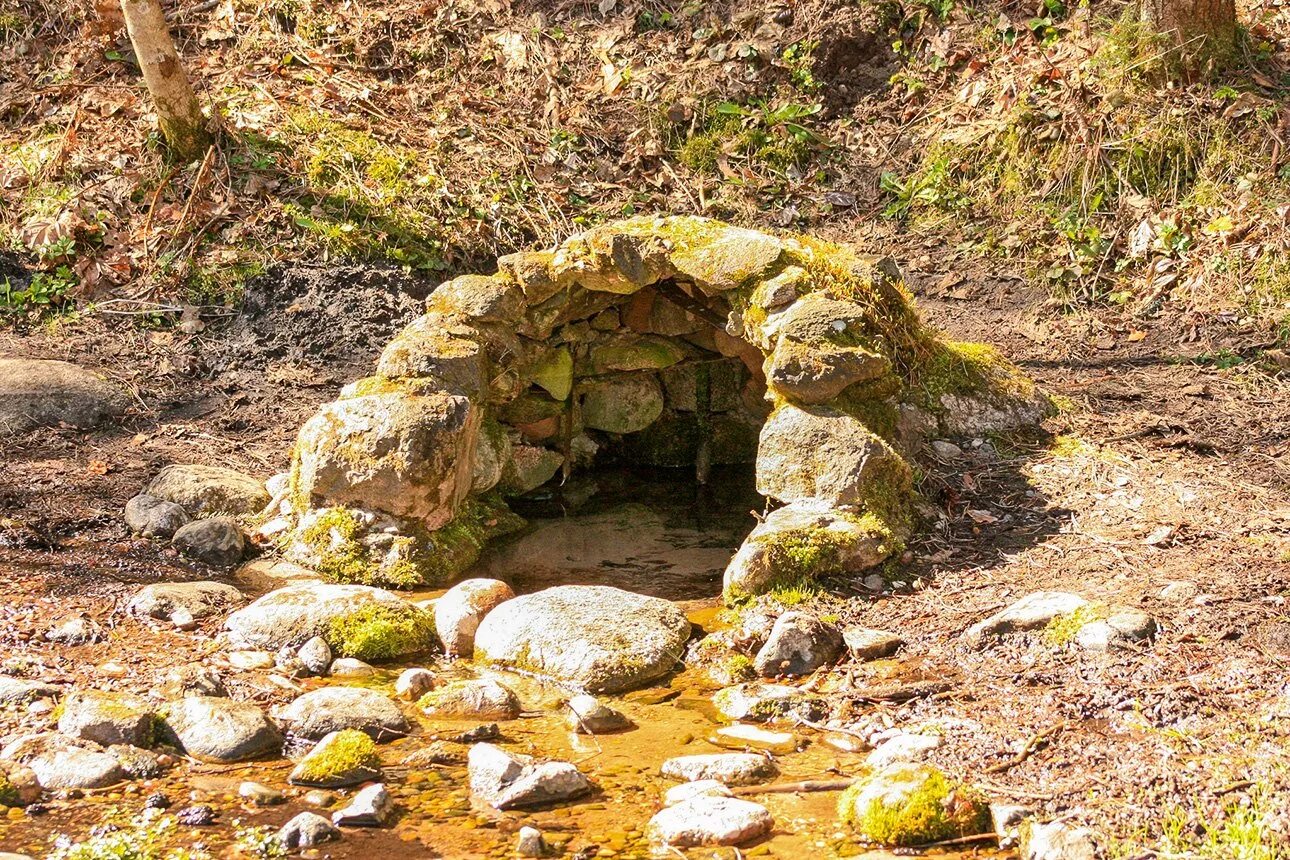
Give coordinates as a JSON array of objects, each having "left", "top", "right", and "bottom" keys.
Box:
[
  {"left": 648, "top": 796, "right": 774, "bottom": 847},
  {"left": 467, "top": 743, "right": 591, "bottom": 810},
  {"left": 660, "top": 753, "right": 778, "bottom": 786}
]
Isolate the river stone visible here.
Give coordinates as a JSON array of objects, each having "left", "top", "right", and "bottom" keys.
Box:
[
  {"left": 146, "top": 464, "right": 269, "bottom": 516},
  {"left": 394, "top": 668, "right": 438, "bottom": 702},
  {"left": 278, "top": 687, "right": 409, "bottom": 742},
  {"left": 843, "top": 628, "right": 905, "bottom": 661},
  {"left": 427, "top": 273, "right": 525, "bottom": 324},
  {"left": 710, "top": 724, "right": 797, "bottom": 755},
  {"left": 712, "top": 683, "right": 826, "bottom": 724},
  {"left": 753, "top": 612, "right": 844, "bottom": 677},
  {"left": 45, "top": 615, "right": 102, "bottom": 645},
  {"left": 474, "top": 585, "right": 692, "bottom": 693},
  {"left": 664, "top": 779, "right": 732, "bottom": 806},
  {"left": 579, "top": 375, "right": 664, "bottom": 435},
  {"left": 225, "top": 583, "right": 416, "bottom": 651},
  {"left": 291, "top": 390, "right": 480, "bottom": 529},
  {"left": 1073, "top": 608, "right": 1157, "bottom": 652},
  {"left": 298, "top": 636, "right": 333, "bottom": 675},
  {"left": 0, "top": 763, "right": 40, "bottom": 807},
  {"left": 289, "top": 730, "right": 382, "bottom": 788},
  {"left": 331, "top": 782, "right": 393, "bottom": 827},
  {"left": 965, "top": 592, "right": 1090, "bottom": 645},
  {"left": 278, "top": 812, "right": 342, "bottom": 849},
  {"left": 516, "top": 826, "right": 545, "bottom": 857},
  {"left": 0, "top": 677, "right": 60, "bottom": 706},
  {"left": 0, "top": 359, "right": 129, "bottom": 433},
  {"left": 159, "top": 665, "right": 228, "bottom": 699},
  {"left": 0, "top": 734, "right": 125, "bottom": 789},
  {"left": 435, "top": 578, "right": 515, "bottom": 657},
  {"left": 1021, "top": 819, "right": 1103, "bottom": 860},
  {"left": 724, "top": 499, "right": 894, "bottom": 598},
  {"left": 124, "top": 495, "right": 190, "bottom": 539},
  {"left": 566, "top": 694, "right": 632, "bottom": 734},
  {"left": 867, "top": 732, "right": 942, "bottom": 767},
  {"left": 467, "top": 743, "right": 591, "bottom": 810},
  {"left": 328, "top": 658, "right": 375, "bottom": 678},
  {"left": 172, "top": 518, "right": 246, "bottom": 567},
  {"left": 163, "top": 696, "right": 282, "bottom": 762},
  {"left": 418, "top": 679, "right": 521, "bottom": 720},
  {"left": 239, "top": 781, "right": 285, "bottom": 806},
  {"left": 660, "top": 753, "right": 778, "bottom": 786},
  {"left": 108, "top": 745, "right": 165, "bottom": 779},
  {"left": 58, "top": 690, "right": 155, "bottom": 748},
  {"left": 648, "top": 796, "right": 774, "bottom": 847},
  {"left": 128, "top": 581, "right": 244, "bottom": 621},
  {"left": 499, "top": 444, "right": 564, "bottom": 495},
  {"left": 766, "top": 336, "right": 890, "bottom": 404},
  {"left": 756, "top": 403, "right": 910, "bottom": 507}
]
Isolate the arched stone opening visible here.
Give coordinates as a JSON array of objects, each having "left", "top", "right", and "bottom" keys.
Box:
[{"left": 276, "top": 216, "right": 1049, "bottom": 601}]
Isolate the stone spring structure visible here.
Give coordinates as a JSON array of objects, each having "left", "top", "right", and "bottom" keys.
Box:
[{"left": 274, "top": 216, "right": 1048, "bottom": 600}]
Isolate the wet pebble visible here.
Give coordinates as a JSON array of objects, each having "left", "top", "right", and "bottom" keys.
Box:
[
  {"left": 176, "top": 804, "right": 216, "bottom": 826},
  {"left": 238, "top": 781, "right": 285, "bottom": 806}
]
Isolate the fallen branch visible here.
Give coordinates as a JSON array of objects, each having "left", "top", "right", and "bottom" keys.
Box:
[{"left": 984, "top": 720, "right": 1071, "bottom": 775}]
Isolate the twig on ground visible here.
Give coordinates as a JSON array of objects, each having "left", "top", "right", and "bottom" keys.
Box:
[{"left": 985, "top": 720, "right": 1072, "bottom": 775}]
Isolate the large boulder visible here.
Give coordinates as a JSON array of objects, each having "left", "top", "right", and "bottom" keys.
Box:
[
  {"left": 128, "top": 581, "right": 245, "bottom": 622},
  {"left": 965, "top": 592, "right": 1090, "bottom": 646},
  {"left": 723, "top": 499, "right": 897, "bottom": 599},
  {"left": 756, "top": 404, "right": 910, "bottom": 508},
  {"left": 276, "top": 687, "right": 409, "bottom": 741},
  {"left": 0, "top": 734, "right": 125, "bottom": 790},
  {"left": 0, "top": 359, "right": 128, "bottom": 434},
  {"left": 162, "top": 696, "right": 282, "bottom": 762},
  {"left": 146, "top": 464, "right": 269, "bottom": 516},
  {"left": 225, "top": 583, "right": 418, "bottom": 652},
  {"left": 474, "top": 585, "right": 691, "bottom": 693},
  {"left": 373, "top": 315, "right": 490, "bottom": 398},
  {"left": 291, "top": 390, "right": 479, "bottom": 529}
]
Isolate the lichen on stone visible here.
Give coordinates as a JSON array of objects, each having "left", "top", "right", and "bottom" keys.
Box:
[{"left": 290, "top": 729, "right": 380, "bottom": 786}]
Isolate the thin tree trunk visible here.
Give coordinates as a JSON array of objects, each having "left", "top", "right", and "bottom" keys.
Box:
[
  {"left": 119, "top": 0, "right": 210, "bottom": 160},
  {"left": 1138, "top": 0, "right": 1237, "bottom": 68}
]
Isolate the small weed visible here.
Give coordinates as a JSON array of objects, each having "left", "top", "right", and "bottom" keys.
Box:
[
  {"left": 50, "top": 810, "right": 211, "bottom": 860},
  {"left": 233, "top": 824, "right": 287, "bottom": 860},
  {"left": 781, "top": 41, "right": 821, "bottom": 93},
  {"left": 1, "top": 268, "right": 76, "bottom": 322}
]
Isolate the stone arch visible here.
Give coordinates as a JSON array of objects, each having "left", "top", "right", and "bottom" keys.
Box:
[{"left": 278, "top": 216, "right": 1049, "bottom": 600}]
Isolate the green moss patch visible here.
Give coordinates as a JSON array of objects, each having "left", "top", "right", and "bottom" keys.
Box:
[
  {"left": 325, "top": 603, "right": 436, "bottom": 661},
  {"left": 290, "top": 729, "right": 381, "bottom": 787},
  {"left": 839, "top": 765, "right": 989, "bottom": 847}
]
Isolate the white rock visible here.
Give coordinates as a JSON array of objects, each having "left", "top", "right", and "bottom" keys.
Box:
[
  {"left": 647, "top": 796, "right": 773, "bottom": 847},
  {"left": 1021, "top": 819, "right": 1103, "bottom": 860},
  {"left": 660, "top": 753, "right": 778, "bottom": 786},
  {"left": 128, "top": 581, "right": 244, "bottom": 621},
  {"left": 331, "top": 783, "right": 393, "bottom": 827},
  {"left": 278, "top": 811, "right": 341, "bottom": 848},
  {"left": 711, "top": 724, "right": 797, "bottom": 754},
  {"left": 394, "top": 668, "right": 438, "bottom": 702},
  {"left": 866, "top": 732, "right": 941, "bottom": 767},
  {"left": 434, "top": 578, "right": 514, "bottom": 657},
  {"left": 328, "top": 658, "right": 375, "bottom": 678},
  {"left": 277, "top": 687, "right": 409, "bottom": 742},
  {"left": 297, "top": 637, "right": 332, "bottom": 675},
  {"left": 664, "top": 779, "right": 733, "bottom": 806},
  {"left": 966, "top": 592, "right": 1090, "bottom": 644},
  {"left": 0, "top": 734, "right": 124, "bottom": 790},
  {"left": 467, "top": 743, "right": 591, "bottom": 810}
]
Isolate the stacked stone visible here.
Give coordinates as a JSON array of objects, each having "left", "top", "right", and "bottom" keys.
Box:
[{"left": 282, "top": 215, "right": 1047, "bottom": 595}]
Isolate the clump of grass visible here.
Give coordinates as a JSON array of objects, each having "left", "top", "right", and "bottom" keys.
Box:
[{"left": 49, "top": 810, "right": 210, "bottom": 860}]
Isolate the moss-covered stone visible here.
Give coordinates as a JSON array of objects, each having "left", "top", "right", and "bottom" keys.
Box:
[
  {"left": 530, "top": 346, "right": 574, "bottom": 400},
  {"left": 838, "top": 763, "right": 990, "bottom": 847},
  {"left": 586, "top": 335, "right": 689, "bottom": 374},
  {"left": 288, "top": 729, "right": 382, "bottom": 787},
  {"left": 325, "top": 602, "right": 436, "bottom": 661}
]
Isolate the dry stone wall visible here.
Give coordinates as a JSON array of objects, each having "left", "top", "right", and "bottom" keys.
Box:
[{"left": 274, "top": 216, "right": 1050, "bottom": 599}]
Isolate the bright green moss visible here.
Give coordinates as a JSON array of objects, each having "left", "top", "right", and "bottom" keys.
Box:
[
  {"left": 839, "top": 766, "right": 990, "bottom": 847},
  {"left": 290, "top": 729, "right": 380, "bottom": 786},
  {"left": 1043, "top": 604, "right": 1106, "bottom": 647},
  {"left": 325, "top": 603, "right": 435, "bottom": 661}
]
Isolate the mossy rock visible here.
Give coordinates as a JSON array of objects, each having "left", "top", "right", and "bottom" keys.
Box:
[
  {"left": 620, "top": 410, "right": 759, "bottom": 468},
  {"left": 838, "top": 763, "right": 989, "bottom": 847},
  {"left": 586, "top": 335, "right": 689, "bottom": 374},
  {"left": 325, "top": 603, "right": 436, "bottom": 662},
  {"left": 289, "top": 729, "right": 382, "bottom": 788},
  {"left": 580, "top": 374, "right": 665, "bottom": 435}
]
